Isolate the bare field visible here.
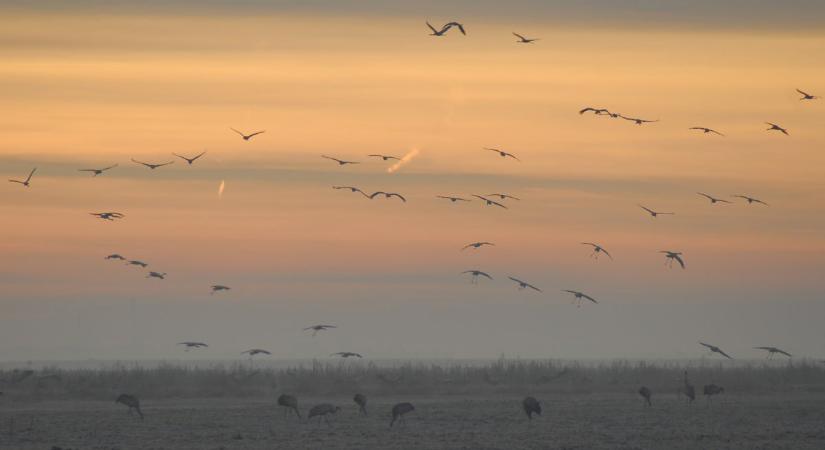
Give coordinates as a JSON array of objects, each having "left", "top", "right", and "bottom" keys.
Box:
[{"left": 2, "top": 392, "right": 825, "bottom": 450}]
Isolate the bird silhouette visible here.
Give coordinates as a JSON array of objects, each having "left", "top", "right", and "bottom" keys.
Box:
[
  {"left": 579, "top": 107, "right": 611, "bottom": 116},
  {"left": 368, "top": 191, "right": 406, "bottom": 202},
  {"left": 333, "top": 186, "right": 369, "bottom": 197},
  {"left": 522, "top": 397, "right": 541, "bottom": 420},
  {"left": 308, "top": 404, "right": 341, "bottom": 426},
  {"left": 472, "top": 195, "right": 508, "bottom": 209},
  {"left": 620, "top": 115, "right": 658, "bottom": 125},
  {"left": 353, "top": 393, "right": 368, "bottom": 415},
  {"left": 390, "top": 402, "right": 415, "bottom": 427},
  {"left": 178, "top": 342, "right": 208, "bottom": 351},
  {"left": 509, "top": 276, "right": 542, "bottom": 292},
  {"left": 230, "top": 128, "right": 265, "bottom": 141},
  {"left": 277, "top": 394, "right": 301, "bottom": 419},
  {"left": 105, "top": 254, "right": 126, "bottom": 261},
  {"left": 322, "top": 155, "right": 359, "bottom": 166},
  {"left": 462, "top": 241, "right": 494, "bottom": 251},
  {"left": 90, "top": 212, "right": 125, "bottom": 221},
  {"left": 8, "top": 168, "right": 36, "bottom": 187},
  {"left": 699, "top": 342, "right": 733, "bottom": 359},
  {"left": 731, "top": 195, "right": 768, "bottom": 206},
  {"left": 115, "top": 394, "right": 144, "bottom": 420},
  {"left": 486, "top": 193, "right": 520, "bottom": 201},
  {"left": 796, "top": 88, "right": 818, "bottom": 100},
  {"left": 437, "top": 195, "right": 471, "bottom": 203},
  {"left": 660, "top": 251, "right": 685, "bottom": 269},
  {"left": 210, "top": 285, "right": 230, "bottom": 294},
  {"left": 754, "top": 346, "right": 792, "bottom": 359},
  {"left": 131, "top": 158, "right": 173, "bottom": 170},
  {"left": 581, "top": 242, "right": 613, "bottom": 260},
  {"left": 689, "top": 127, "right": 724, "bottom": 136},
  {"left": 697, "top": 193, "right": 731, "bottom": 204},
  {"left": 562, "top": 289, "right": 598, "bottom": 307},
  {"left": 367, "top": 154, "right": 401, "bottom": 161},
  {"left": 703, "top": 384, "right": 724, "bottom": 405},
  {"left": 172, "top": 151, "right": 206, "bottom": 165},
  {"left": 331, "top": 352, "right": 362, "bottom": 358},
  {"left": 462, "top": 270, "right": 493, "bottom": 284},
  {"left": 682, "top": 371, "right": 695, "bottom": 405},
  {"left": 304, "top": 324, "right": 336, "bottom": 336},
  {"left": 639, "top": 205, "right": 674, "bottom": 218},
  {"left": 483, "top": 147, "right": 520, "bottom": 161},
  {"left": 78, "top": 164, "right": 118, "bottom": 176},
  {"left": 638, "top": 387, "right": 652, "bottom": 407},
  {"left": 765, "top": 122, "right": 788, "bottom": 135},
  {"left": 513, "top": 32, "right": 539, "bottom": 43},
  {"left": 241, "top": 349, "right": 271, "bottom": 356},
  {"left": 146, "top": 271, "right": 166, "bottom": 280},
  {"left": 126, "top": 260, "right": 148, "bottom": 268}
]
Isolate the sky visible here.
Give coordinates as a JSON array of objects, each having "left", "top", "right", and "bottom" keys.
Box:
[{"left": 1, "top": 1, "right": 824, "bottom": 362}]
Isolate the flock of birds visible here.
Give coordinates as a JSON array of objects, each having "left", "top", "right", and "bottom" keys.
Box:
[{"left": 6, "top": 18, "right": 821, "bottom": 431}]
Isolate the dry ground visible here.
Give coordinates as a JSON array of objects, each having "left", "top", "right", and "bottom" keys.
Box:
[{"left": 1, "top": 392, "right": 824, "bottom": 449}]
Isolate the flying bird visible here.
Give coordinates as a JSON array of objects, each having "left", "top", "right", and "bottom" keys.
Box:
[
  {"left": 483, "top": 147, "right": 520, "bottom": 161},
  {"left": 513, "top": 32, "right": 539, "bottom": 43},
  {"left": 230, "top": 128, "right": 265, "bottom": 141},
  {"left": 689, "top": 127, "right": 724, "bottom": 136},
  {"left": 699, "top": 342, "right": 733, "bottom": 360},
  {"left": 332, "top": 186, "right": 369, "bottom": 197},
  {"left": 90, "top": 212, "right": 125, "bottom": 221},
  {"left": 304, "top": 324, "right": 336, "bottom": 336},
  {"left": 172, "top": 151, "right": 206, "bottom": 165},
  {"left": 486, "top": 193, "right": 520, "bottom": 201},
  {"left": 322, "top": 155, "right": 359, "bottom": 166},
  {"left": 427, "top": 21, "right": 466, "bottom": 36},
  {"left": 78, "top": 164, "right": 118, "bottom": 176},
  {"left": 731, "top": 195, "right": 768, "bottom": 206},
  {"left": 639, "top": 205, "right": 674, "bottom": 218},
  {"left": 131, "top": 158, "right": 173, "bottom": 170},
  {"left": 697, "top": 193, "right": 731, "bottom": 204},
  {"left": 620, "top": 115, "right": 659, "bottom": 125},
  {"left": 462, "top": 241, "right": 494, "bottom": 251},
  {"left": 462, "top": 270, "right": 493, "bottom": 284},
  {"left": 210, "top": 285, "right": 230, "bottom": 294},
  {"left": 509, "top": 276, "right": 542, "bottom": 292},
  {"left": 331, "top": 352, "right": 362, "bottom": 358},
  {"left": 146, "top": 271, "right": 166, "bottom": 280},
  {"left": 443, "top": 21, "right": 466, "bottom": 35},
  {"left": 178, "top": 341, "right": 208, "bottom": 350},
  {"left": 367, "top": 154, "right": 401, "bottom": 161},
  {"left": 8, "top": 168, "right": 36, "bottom": 187},
  {"left": 126, "top": 260, "right": 148, "bottom": 268},
  {"left": 579, "top": 107, "right": 611, "bottom": 116},
  {"left": 660, "top": 251, "right": 685, "bottom": 269},
  {"left": 753, "top": 346, "right": 792, "bottom": 358},
  {"left": 437, "top": 195, "right": 471, "bottom": 203},
  {"left": 368, "top": 191, "right": 406, "bottom": 202},
  {"left": 472, "top": 195, "right": 507, "bottom": 209},
  {"left": 561, "top": 290, "right": 598, "bottom": 306},
  {"left": 105, "top": 254, "right": 126, "bottom": 261},
  {"left": 581, "top": 242, "right": 613, "bottom": 260},
  {"left": 796, "top": 88, "right": 818, "bottom": 100},
  {"left": 241, "top": 349, "right": 271, "bottom": 356},
  {"left": 765, "top": 122, "right": 788, "bottom": 135}
]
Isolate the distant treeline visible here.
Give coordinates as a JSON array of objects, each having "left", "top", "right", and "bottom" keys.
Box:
[{"left": 1, "top": 358, "right": 823, "bottom": 400}]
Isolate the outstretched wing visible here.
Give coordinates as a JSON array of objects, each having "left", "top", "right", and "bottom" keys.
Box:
[
  {"left": 716, "top": 348, "right": 733, "bottom": 359},
  {"left": 582, "top": 293, "right": 598, "bottom": 304},
  {"left": 131, "top": 158, "right": 149, "bottom": 167},
  {"left": 246, "top": 130, "right": 265, "bottom": 138},
  {"left": 389, "top": 193, "right": 407, "bottom": 202},
  {"left": 513, "top": 32, "right": 526, "bottom": 40},
  {"left": 426, "top": 21, "right": 437, "bottom": 33},
  {"left": 672, "top": 254, "right": 685, "bottom": 269}
]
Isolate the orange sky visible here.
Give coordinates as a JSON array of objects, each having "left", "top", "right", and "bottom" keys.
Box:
[{"left": 1, "top": 7, "right": 824, "bottom": 360}]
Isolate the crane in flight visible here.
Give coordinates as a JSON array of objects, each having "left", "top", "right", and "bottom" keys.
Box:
[
  {"left": 765, "top": 122, "right": 788, "bottom": 135},
  {"left": 146, "top": 271, "right": 166, "bottom": 280},
  {"left": 331, "top": 352, "right": 362, "bottom": 358},
  {"left": 230, "top": 128, "right": 265, "bottom": 141},
  {"left": 426, "top": 21, "right": 466, "bottom": 36},
  {"left": 78, "top": 164, "right": 118, "bottom": 177},
  {"left": 486, "top": 193, "right": 520, "bottom": 201},
  {"left": 126, "top": 260, "right": 148, "bottom": 268},
  {"left": 462, "top": 270, "right": 493, "bottom": 284},
  {"left": 697, "top": 193, "right": 731, "bottom": 204},
  {"left": 472, "top": 195, "right": 507, "bottom": 209},
  {"left": 699, "top": 342, "right": 733, "bottom": 359},
  {"left": 8, "top": 168, "right": 36, "bottom": 187},
  {"left": 462, "top": 241, "right": 494, "bottom": 251},
  {"left": 437, "top": 195, "right": 471, "bottom": 203},
  {"left": 796, "top": 88, "right": 818, "bottom": 100},
  {"left": 660, "top": 251, "right": 685, "bottom": 269},
  {"left": 210, "top": 285, "right": 230, "bottom": 295},
  {"left": 579, "top": 107, "right": 611, "bottom": 116},
  {"left": 367, "top": 154, "right": 400, "bottom": 161},
  {"left": 561, "top": 290, "right": 598, "bottom": 307},
  {"left": 304, "top": 324, "right": 336, "bottom": 336},
  {"left": 90, "top": 212, "right": 125, "bottom": 221},
  {"left": 333, "top": 186, "right": 369, "bottom": 197},
  {"left": 178, "top": 342, "right": 208, "bottom": 351},
  {"left": 105, "top": 254, "right": 126, "bottom": 261},
  {"left": 322, "top": 155, "right": 359, "bottom": 166},
  {"left": 508, "top": 276, "right": 542, "bottom": 292},
  {"left": 131, "top": 158, "right": 173, "bottom": 170},
  {"left": 581, "top": 242, "right": 612, "bottom": 260},
  {"left": 754, "top": 346, "right": 792, "bottom": 359},
  {"left": 689, "top": 127, "right": 724, "bottom": 136},
  {"left": 368, "top": 191, "right": 406, "bottom": 202},
  {"left": 639, "top": 205, "right": 674, "bottom": 218},
  {"left": 241, "top": 349, "right": 271, "bottom": 356},
  {"left": 513, "top": 32, "right": 539, "bottom": 43},
  {"left": 731, "top": 195, "right": 768, "bottom": 206},
  {"left": 172, "top": 151, "right": 206, "bottom": 165},
  {"left": 483, "top": 147, "right": 520, "bottom": 161},
  {"left": 620, "top": 115, "right": 659, "bottom": 125}
]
